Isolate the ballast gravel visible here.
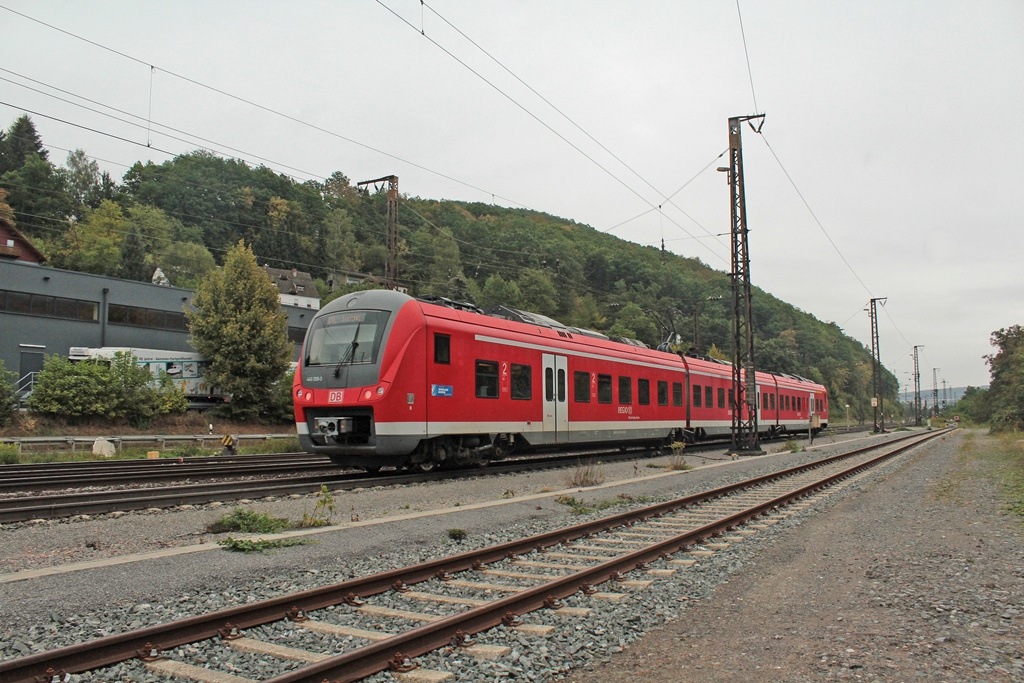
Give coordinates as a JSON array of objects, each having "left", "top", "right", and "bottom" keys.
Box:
[{"left": 1, "top": 429, "right": 1019, "bottom": 682}]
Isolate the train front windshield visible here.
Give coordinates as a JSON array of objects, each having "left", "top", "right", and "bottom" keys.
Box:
[{"left": 304, "top": 310, "right": 390, "bottom": 367}]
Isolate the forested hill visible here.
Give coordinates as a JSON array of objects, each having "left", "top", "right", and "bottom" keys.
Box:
[{"left": 0, "top": 114, "right": 898, "bottom": 421}]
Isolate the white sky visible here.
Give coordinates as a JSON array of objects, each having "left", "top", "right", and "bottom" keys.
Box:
[{"left": 2, "top": 0, "right": 1021, "bottom": 390}]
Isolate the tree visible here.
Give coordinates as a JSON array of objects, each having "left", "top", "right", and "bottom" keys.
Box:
[
  {"left": 0, "top": 154, "right": 72, "bottom": 234},
  {"left": 119, "top": 225, "right": 152, "bottom": 281},
  {"left": 154, "top": 240, "right": 216, "bottom": 289},
  {"left": 65, "top": 149, "right": 101, "bottom": 218},
  {"left": 48, "top": 199, "right": 125, "bottom": 276},
  {"left": 0, "top": 115, "right": 48, "bottom": 175},
  {"left": 985, "top": 325, "right": 1024, "bottom": 432},
  {"left": 186, "top": 240, "right": 293, "bottom": 421}
]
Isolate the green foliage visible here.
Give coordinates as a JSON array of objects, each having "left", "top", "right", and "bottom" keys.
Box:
[
  {"left": 985, "top": 325, "right": 1024, "bottom": 432},
  {"left": 187, "top": 240, "right": 293, "bottom": 421},
  {"left": 25, "top": 352, "right": 186, "bottom": 424},
  {"left": 0, "top": 444, "right": 19, "bottom": 465},
  {"left": 565, "top": 460, "right": 605, "bottom": 488},
  {"left": 27, "top": 355, "right": 114, "bottom": 419},
  {"left": 218, "top": 537, "right": 310, "bottom": 552},
  {"left": 207, "top": 507, "right": 292, "bottom": 534},
  {"left": 0, "top": 359, "right": 18, "bottom": 427},
  {"left": 782, "top": 439, "right": 802, "bottom": 453},
  {"left": 300, "top": 485, "right": 336, "bottom": 528},
  {"left": 447, "top": 528, "right": 467, "bottom": 542}
]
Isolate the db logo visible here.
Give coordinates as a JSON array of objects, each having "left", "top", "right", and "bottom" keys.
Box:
[{"left": 328, "top": 390, "right": 344, "bottom": 403}]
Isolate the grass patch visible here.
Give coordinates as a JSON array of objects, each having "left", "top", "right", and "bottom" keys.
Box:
[
  {"left": 447, "top": 528, "right": 467, "bottom": 542},
  {"left": 207, "top": 507, "right": 292, "bottom": 534},
  {"left": 0, "top": 443, "right": 19, "bottom": 464},
  {"left": 934, "top": 431, "right": 1024, "bottom": 518},
  {"left": 565, "top": 460, "right": 605, "bottom": 488},
  {"left": 218, "top": 537, "right": 311, "bottom": 552},
  {"left": 300, "top": 485, "right": 336, "bottom": 528},
  {"left": 556, "top": 492, "right": 655, "bottom": 515}
]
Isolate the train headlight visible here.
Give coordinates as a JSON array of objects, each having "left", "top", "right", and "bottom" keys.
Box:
[
  {"left": 296, "top": 389, "right": 304, "bottom": 399},
  {"left": 363, "top": 390, "right": 372, "bottom": 400},
  {"left": 376, "top": 386, "right": 385, "bottom": 396}
]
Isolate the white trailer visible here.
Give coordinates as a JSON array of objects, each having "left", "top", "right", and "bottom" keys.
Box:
[{"left": 67, "top": 347, "right": 229, "bottom": 406}]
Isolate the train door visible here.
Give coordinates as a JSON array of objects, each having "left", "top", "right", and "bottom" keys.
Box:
[{"left": 542, "top": 353, "right": 568, "bottom": 443}]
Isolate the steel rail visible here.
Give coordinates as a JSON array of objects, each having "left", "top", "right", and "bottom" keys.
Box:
[
  {"left": 0, "top": 457, "right": 334, "bottom": 493},
  {"left": 0, "top": 429, "right": 950, "bottom": 683}
]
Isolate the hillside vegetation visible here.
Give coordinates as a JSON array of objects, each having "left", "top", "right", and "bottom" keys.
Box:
[{"left": 1, "top": 114, "right": 899, "bottom": 423}]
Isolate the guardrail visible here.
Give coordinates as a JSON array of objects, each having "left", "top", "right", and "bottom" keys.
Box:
[{"left": 0, "top": 433, "right": 295, "bottom": 455}]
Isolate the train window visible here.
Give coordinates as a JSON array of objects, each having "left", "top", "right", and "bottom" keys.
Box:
[
  {"left": 573, "top": 371, "right": 590, "bottom": 403},
  {"left": 705, "top": 386, "right": 713, "bottom": 409},
  {"left": 657, "top": 380, "right": 668, "bottom": 406},
  {"left": 511, "top": 363, "right": 532, "bottom": 400},
  {"left": 763, "top": 392, "right": 769, "bottom": 410},
  {"left": 693, "top": 384, "right": 702, "bottom": 407},
  {"left": 434, "top": 334, "right": 450, "bottom": 364},
  {"left": 770, "top": 393, "right": 776, "bottom": 410},
  {"left": 305, "top": 309, "right": 390, "bottom": 366},
  {"left": 797, "top": 397, "right": 802, "bottom": 412},
  {"left": 598, "top": 374, "right": 613, "bottom": 403},
  {"left": 728, "top": 389, "right": 734, "bottom": 408},
  {"left": 638, "top": 378, "right": 650, "bottom": 405},
  {"left": 619, "top": 376, "right": 632, "bottom": 404},
  {"left": 475, "top": 360, "right": 499, "bottom": 398},
  {"left": 718, "top": 387, "right": 726, "bottom": 409},
  {"left": 672, "top": 382, "right": 683, "bottom": 407},
  {"left": 545, "top": 367, "right": 554, "bottom": 401},
  {"left": 785, "top": 395, "right": 790, "bottom": 411},
  {"left": 557, "top": 369, "right": 566, "bottom": 402}
]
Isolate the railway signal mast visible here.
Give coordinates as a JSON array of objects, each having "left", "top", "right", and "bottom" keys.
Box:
[
  {"left": 913, "top": 345, "right": 923, "bottom": 426},
  {"left": 869, "top": 297, "right": 886, "bottom": 433},
  {"left": 356, "top": 175, "right": 399, "bottom": 289},
  {"left": 720, "top": 114, "right": 765, "bottom": 454}
]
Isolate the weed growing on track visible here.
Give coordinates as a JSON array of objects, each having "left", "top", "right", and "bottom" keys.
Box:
[
  {"left": 300, "top": 485, "right": 336, "bottom": 528},
  {"left": 566, "top": 460, "right": 605, "bottom": 488},
  {"left": 447, "top": 528, "right": 467, "bottom": 542},
  {"left": 666, "top": 455, "right": 691, "bottom": 471},
  {"left": 207, "top": 507, "right": 292, "bottom": 534},
  {"left": 556, "top": 492, "right": 656, "bottom": 515},
  {"left": 218, "top": 537, "right": 311, "bottom": 552}
]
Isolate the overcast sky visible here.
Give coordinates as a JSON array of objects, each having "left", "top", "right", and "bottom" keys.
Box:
[{"left": 2, "top": 1, "right": 1021, "bottom": 391}]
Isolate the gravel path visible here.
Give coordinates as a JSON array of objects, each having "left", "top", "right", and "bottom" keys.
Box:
[
  {"left": 2, "top": 429, "right": 1018, "bottom": 682},
  {"left": 568, "top": 429, "right": 1024, "bottom": 682}
]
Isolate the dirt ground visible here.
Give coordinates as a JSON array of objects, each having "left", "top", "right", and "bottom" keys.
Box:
[{"left": 567, "top": 430, "right": 1024, "bottom": 682}]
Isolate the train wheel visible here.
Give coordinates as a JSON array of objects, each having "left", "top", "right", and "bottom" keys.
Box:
[{"left": 415, "top": 460, "right": 436, "bottom": 473}]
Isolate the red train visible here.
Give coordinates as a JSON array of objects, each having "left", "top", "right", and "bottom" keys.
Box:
[{"left": 293, "top": 289, "right": 828, "bottom": 471}]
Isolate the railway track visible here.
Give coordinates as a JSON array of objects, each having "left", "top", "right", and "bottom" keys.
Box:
[
  {"left": 0, "top": 428, "right": 874, "bottom": 524},
  {"left": 0, "top": 428, "right": 951, "bottom": 683}
]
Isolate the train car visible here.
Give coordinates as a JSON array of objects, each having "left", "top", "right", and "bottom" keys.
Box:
[{"left": 293, "top": 290, "right": 828, "bottom": 471}]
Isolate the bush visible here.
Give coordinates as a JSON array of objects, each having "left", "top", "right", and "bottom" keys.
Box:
[
  {"left": 0, "top": 443, "right": 19, "bottom": 464},
  {"left": 25, "top": 352, "right": 187, "bottom": 425},
  {"left": 0, "top": 360, "right": 17, "bottom": 428},
  {"left": 207, "top": 507, "right": 292, "bottom": 534}
]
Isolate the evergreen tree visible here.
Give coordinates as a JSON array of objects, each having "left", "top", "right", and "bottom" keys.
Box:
[
  {"left": 119, "top": 225, "right": 152, "bottom": 281},
  {"left": 0, "top": 115, "right": 48, "bottom": 174},
  {"left": 186, "top": 240, "right": 292, "bottom": 421}
]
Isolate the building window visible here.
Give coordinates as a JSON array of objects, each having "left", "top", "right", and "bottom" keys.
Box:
[
  {"left": 597, "top": 374, "right": 613, "bottom": 403},
  {"left": 619, "top": 376, "right": 632, "bottom": 404},
  {"left": 107, "top": 303, "right": 186, "bottom": 331},
  {"left": 0, "top": 289, "right": 98, "bottom": 322},
  {"left": 475, "top": 360, "right": 499, "bottom": 398},
  {"left": 511, "top": 363, "right": 532, "bottom": 400},
  {"left": 434, "top": 334, "right": 451, "bottom": 364},
  {"left": 672, "top": 381, "right": 683, "bottom": 407}
]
